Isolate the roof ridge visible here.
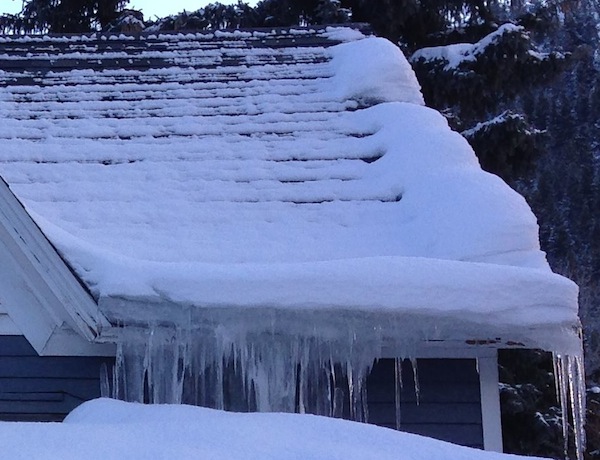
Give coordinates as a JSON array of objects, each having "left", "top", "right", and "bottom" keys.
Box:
[{"left": 0, "top": 23, "right": 371, "bottom": 42}]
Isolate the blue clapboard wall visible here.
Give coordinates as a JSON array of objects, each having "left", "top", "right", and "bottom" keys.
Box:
[
  {"left": 0, "top": 335, "right": 113, "bottom": 421},
  {"left": 367, "top": 358, "right": 483, "bottom": 448}
]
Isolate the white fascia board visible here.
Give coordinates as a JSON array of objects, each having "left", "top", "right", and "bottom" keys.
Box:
[
  {"left": 0, "top": 179, "right": 111, "bottom": 355},
  {"left": 43, "top": 326, "right": 116, "bottom": 356},
  {"left": 379, "top": 340, "right": 502, "bottom": 359}
]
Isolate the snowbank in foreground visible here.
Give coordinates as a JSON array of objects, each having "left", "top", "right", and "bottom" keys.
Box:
[{"left": 0, "top": 399, "right": 546, "bottom": 460}]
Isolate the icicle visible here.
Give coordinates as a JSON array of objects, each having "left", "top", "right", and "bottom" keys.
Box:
[
  {"left": 214, "top": 331, "right": 225, "bottom": 410},
  {"left": 553, "top": 352, "right": 586, "bottom": 460},
  {"left": 113, "top": 341, "right": 124, "bottom": 400},
  {"left": 120, "top": 338, "right": 147, "bottom": 403},
  {"left": 553, "top": 355, "right": 562, "bottom": 421},
  {"left": 331, "top": 360, "right": 344, "bottom": 418},
  {"left": 297, "top": 341, "right": 309, "bottom": 414},
  {"left": 346, "top": 360, "right": 356, "bottom": 420},
  {"left": 100, "top": 362, "right": 110, "bottom": 398},
  {"left": 410, "top": 358, "right": 420, "bottom": 406},
  {"left": 311, "top": 339, "right": 329, "bottom": 417},
  {"left": 568, "top": 354, "right": 586, "bottom": 460},
  {"left": 323, "top": 360, "right": 333, "bottom": 417},
  {"left": 555, "top": 354, "right": 570, "bottom": 458},
  {"left": 394, "top": 357, "right": 403, "bottom": 430},
  {"left": 360, "top": 377, "right": 369, "bottom": 423}
]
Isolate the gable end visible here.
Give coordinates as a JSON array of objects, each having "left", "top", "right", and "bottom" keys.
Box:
[{"left": 0, "top": 178, "right": 112, "bottom": 356}]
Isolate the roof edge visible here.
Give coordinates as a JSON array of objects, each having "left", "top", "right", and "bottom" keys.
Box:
[{"left": 97, "top": 284, "right": 582, "bottom": 356}]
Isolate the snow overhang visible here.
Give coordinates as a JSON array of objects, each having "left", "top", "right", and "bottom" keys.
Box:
[
  {"left": 96, "top": 256, "right": 581, "bottom": 356},
  {"left": 327, "top": 36, "right": 425, "bottom": 105}
]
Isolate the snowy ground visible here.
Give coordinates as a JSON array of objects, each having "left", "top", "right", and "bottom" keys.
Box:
[{"left": 0, "top": 398, "right": 547, "bottom": 460}]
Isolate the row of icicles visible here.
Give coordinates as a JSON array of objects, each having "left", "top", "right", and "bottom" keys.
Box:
[{"left": 99, "top": 325, "right": 586, "bottom": 460}]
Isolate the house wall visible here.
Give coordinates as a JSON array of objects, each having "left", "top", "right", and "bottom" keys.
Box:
[
  {"left": 0, "top": 335, "right": 114, "bottom": 421},
  {"left": 367, "top": 358, "right": 484, "bottom": 449}
]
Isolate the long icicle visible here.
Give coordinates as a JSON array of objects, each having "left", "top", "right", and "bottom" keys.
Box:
[
  {"left": 554, "top": 352, "right": 587, "bottom": 460},
  {"left": 410, "top": 358, "right": 420, "bottom": 406},
  {"left": 556, "top": 354, "right": 570, "bottom": 459},
  {"left": 568, "top": 354, "right": 586, "bottom": 460},
  {"left": 394, "top": 357, "right": 403, "bottom": 430}
]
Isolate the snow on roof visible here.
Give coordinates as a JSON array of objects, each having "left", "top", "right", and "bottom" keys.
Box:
[
  {"left": 0, "top": 26, "right": 579, "bottom": 351},
  {"left": 0, "top": 398, "right": 545, "bottom": 460}
]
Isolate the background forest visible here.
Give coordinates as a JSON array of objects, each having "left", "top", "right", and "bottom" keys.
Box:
[{"left": 1, "top": 0, "right": 599, "bottom": 457}]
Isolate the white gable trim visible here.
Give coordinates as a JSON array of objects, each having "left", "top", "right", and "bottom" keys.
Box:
[
  {"left": 43, "top": 326, "right": 116, "bottom": 356},
  {"left": 0, "top": 178, "right": 112, "bottom": 356}
]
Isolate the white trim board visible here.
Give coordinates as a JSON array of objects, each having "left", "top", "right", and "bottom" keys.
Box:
[
  {"left": 0, "top": 178, "right": 112, "bottom": 356},
  {"left": 478, "top": 351, "right": 503, "bottom": 452},
  {"left": 378, "top": 340, "right": 499, "bottom": 360}
]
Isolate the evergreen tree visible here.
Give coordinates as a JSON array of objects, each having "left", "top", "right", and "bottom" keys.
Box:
[
  {"left": 10, "top": 0, "right": 129, "bottom": 33},
  {"left": 145, "top": 0, "right": 349, "bottom": 32},
  {"left": 251, "top": 0, "right": 348, "bottom": 27}
]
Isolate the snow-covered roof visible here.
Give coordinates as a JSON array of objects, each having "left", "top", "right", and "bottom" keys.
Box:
[{"left": 0, "top": 26, "right": 579, "bottom": 353}]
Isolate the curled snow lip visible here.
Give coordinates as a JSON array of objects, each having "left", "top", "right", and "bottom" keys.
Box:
[{"left": 92, "top": 255, "right": 581, "bottom": 355}]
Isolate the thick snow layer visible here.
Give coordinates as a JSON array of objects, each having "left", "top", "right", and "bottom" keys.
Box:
[
  {"left": 0, "top": 29, "right": 579, "bottom": 347},
  {"left": 0, "top": 398, "right": 546, "bottom": 460},
  {"left": 328, "top": 37, "right": 425, "bottom": 104},
  {"left": 6, "top": 102, "right": 547, "bottom": 270},
  {"left": 95, "top": 256, "right": 580, "bottom": 354}
]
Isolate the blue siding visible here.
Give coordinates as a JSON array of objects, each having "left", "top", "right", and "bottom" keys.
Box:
[
  {"left": 0, "top": 336, "right": 114, "bottom": 421},
  {"left": 366, "top": 359, "right": 484, "bottom": 448}
]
